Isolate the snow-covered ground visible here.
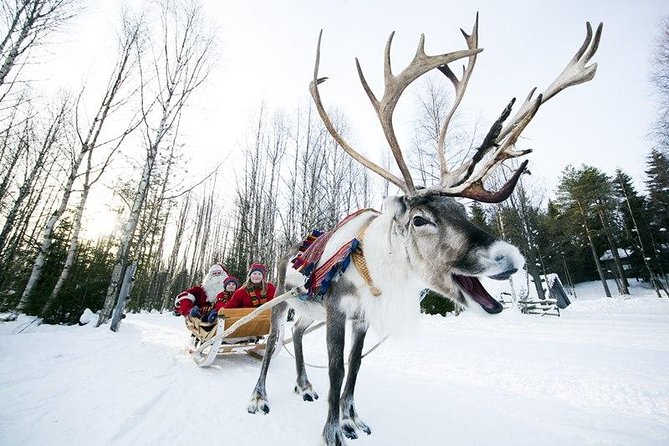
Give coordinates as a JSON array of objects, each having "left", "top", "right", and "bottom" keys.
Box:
[{"left": 1, "top": 280, "right": 668, "bottom": 445}]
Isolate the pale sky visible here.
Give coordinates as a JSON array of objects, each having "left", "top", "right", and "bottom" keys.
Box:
[{"left": 34, "top": 0, "right": 668, "bottom": 211}]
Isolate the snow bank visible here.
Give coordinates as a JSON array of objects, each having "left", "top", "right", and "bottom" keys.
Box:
[{"left": 0, "top": 281, "right": 667, "bottom": 445}]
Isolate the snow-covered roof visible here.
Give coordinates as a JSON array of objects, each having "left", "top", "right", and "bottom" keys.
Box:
[{"left": 599, "top": 248, "right": 633, "bottom": 261}]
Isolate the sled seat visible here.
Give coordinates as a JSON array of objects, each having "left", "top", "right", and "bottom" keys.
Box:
[{"left": 219, "top": 307, "right": 271, "bottom": 338}]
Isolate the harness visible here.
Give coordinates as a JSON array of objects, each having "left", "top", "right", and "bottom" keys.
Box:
[
  {"left": 350, "top": 218, "right": 381, "bottom": 296},
  {"left": 292, "top": 208, "right": 381, "bottom": 299}
]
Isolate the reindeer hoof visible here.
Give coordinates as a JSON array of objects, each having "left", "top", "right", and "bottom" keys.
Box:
[
  {"left": 320, "top": 429, "right": 347, "bottom": 446},
  {"left": 341, "top": 422, "right": 358, "bottom": 439},
  {"left": 341, "top": 417, "right": 371, "bottom": 438},
  {"left": 357, "top": 420, "right": 371, "bottom": 435},
  {"left": 294, "top": 384, "right": 319, "bottom": 402},
  {"left": 247, "top": 394, "right": 270, "bottom": 414}
]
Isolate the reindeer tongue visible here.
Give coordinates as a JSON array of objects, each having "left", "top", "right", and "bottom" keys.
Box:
[{"left": 453, "top": 275, "right": 503, "bottom": 314}]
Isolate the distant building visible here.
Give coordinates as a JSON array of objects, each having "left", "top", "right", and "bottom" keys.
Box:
[{"left": 599, "top": 248, "right": 635, "bottom": 277}]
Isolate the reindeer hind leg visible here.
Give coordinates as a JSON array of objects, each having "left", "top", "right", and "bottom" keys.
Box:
[{"left": 291, "top": 316, "right": 319, "bottom": 401}]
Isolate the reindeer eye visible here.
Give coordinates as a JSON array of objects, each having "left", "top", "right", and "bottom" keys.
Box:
[{"left": 412, "top": 215, "right": 431, "bottom": 227}]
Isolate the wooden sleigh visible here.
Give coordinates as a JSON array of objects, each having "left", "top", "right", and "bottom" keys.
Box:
[
  {"left": 186, "top": 307, "right": 273, "bottom": 364},
  {"left": 187, "top": 288, "right": 325, "bottom": 367}
]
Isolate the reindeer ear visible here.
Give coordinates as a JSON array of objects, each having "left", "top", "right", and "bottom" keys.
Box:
[{"left": 383, "top": 195, "right": 409, "bottom": 219}]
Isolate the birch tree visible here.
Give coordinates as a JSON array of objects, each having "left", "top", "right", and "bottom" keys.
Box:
[
  {"left": 0, "top": 99, "right": 67, "bottom": 259},
  {"left": 0, "top": 0, "right": 75, "bottom": 100},
  {"left": 409, "top": 75, "right": 471, "bottom": 188},
  {"left": 98, "top": 0, "right": 213, "bottom": 327},
  {"left": 15, "top": 14, "right": 143, "bottom": 316},
  {"left": 0, "top": 109, "right": 66, "bottom": 296},
  {"left": 0, "top": 106, "right": 27, "bottom": 208},
  {"left": 227, "top": 105, "right": 278, "bottom": 275},
  {"left": 276, "top": 102, "right": 370, "bottom": 260}
]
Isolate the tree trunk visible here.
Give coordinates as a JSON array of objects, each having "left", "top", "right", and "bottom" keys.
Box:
[
  {"left": 618, "top": 179, "right": 666, "bottom": 298},
  {"left": 561, "top": 254, "right": 577, "bottom": 298},
  {"left": 597, "top": 209, "right": 630, "bottom": 294},
  {"left": 110, "top": 262, "right": 137, "bottom": 332},
  {"left": 40, "top": 152, "right": 93, "bottom": 316},
  {"left": 0, "top": 6, "right": 37, "bottom": 87},
  {"left": 0, "top": 0, "right": 73, "bottom": 89},
  {"left": 98, "top": 144, "right": 157, "bottom": 326},
  {"left": 578, "top": 201, "right": 611, "bottom": 297}
]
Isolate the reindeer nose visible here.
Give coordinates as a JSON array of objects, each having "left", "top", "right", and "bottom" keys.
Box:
[
  {"left": 489, "top": 267, "right": 517, "bottom": 280},
  {"left": 487, "top": 241, "right": 525, "bottom": 279}
]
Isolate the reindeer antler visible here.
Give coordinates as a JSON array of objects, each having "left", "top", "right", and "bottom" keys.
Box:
[
  {"left": 311, "top": 18, "right": 603, "bottom": 202},
  {"left": 435, "top": 22, "right": 603, "bottom": 202},
  {"left": 310, "top": 28, "right": 481, "bottom": 193}
]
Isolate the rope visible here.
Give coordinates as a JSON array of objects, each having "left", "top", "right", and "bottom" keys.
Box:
[
  {"left": 14, "top": 316, "right": 41, "bottom": 334},
  {"left": 282, "top": 331, "right": 389, "bottom": 369}
]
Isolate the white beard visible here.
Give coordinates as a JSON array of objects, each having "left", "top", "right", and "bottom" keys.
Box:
[{"left": 202, "top": 273, "right": 227, "bottom": 303}]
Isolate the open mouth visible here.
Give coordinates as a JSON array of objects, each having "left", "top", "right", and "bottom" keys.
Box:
[{"left": 453, "top": 274, "right": 504, "bottom": 314}]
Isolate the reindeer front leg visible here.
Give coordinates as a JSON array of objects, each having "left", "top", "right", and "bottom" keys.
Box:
[
  {"left": 322, "top": 304, "right": 347, "bottom": 446},
  {"left": 248, "top": 301, "right": 288, "bottom": 414},
  {"left": 340, "top": 317, "right": 371, "bottom": 439}
]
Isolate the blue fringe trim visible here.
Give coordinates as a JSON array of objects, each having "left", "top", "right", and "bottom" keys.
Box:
[{"left": 302, "top": 239, "right": 359, "bottom": 301}]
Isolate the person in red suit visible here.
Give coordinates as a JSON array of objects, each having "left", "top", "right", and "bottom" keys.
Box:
[
  {"left": 215, "top": 276, "right": 240, "bottom": 308},
  {"left": 175, "top": 263, "right": 229, "bottom": 323},
  {"left": 223, "top": 263, "right": 276, "bottom": 308}
]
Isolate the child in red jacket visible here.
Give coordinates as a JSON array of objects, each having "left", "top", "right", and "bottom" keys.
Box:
[
  {"left": 215, "top": 276, "right": 240, "bottom": 309},
  {"left": 224, "top": 263, "right": 276, "bottom": 308}
]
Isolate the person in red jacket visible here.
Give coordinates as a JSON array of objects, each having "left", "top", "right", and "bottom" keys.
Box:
[
  {"left": 215, "top": 276, "right": 240, "bottom": 309},
  {"left": 175, "top": 263, "right": 229, "bottom": 323},
  {"left": 224, "top": 263, "right": 276, "bottom": 308}
]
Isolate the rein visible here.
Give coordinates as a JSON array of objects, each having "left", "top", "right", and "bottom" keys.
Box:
[{"left": 282, "top": 328, "right": 389, "bottom": 369}]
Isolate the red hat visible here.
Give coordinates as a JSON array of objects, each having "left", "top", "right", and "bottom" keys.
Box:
[
  {"left": 248, "top": 263, "right": 267, "bottom": 277},
  {"left": 224, "top": 276, "right": 240, "bottom": 288}
]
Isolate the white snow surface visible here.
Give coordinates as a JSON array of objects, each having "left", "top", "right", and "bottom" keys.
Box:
[{"left": 1, "top": 280, "right": 668, "bottom": 445}]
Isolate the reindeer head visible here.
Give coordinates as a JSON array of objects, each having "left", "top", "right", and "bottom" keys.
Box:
[
  {"left": 385, "top": 193, "right": 523, "bottom": 313},
  {"left": 310, "top": 15, "right": 601, "bottom": 312}
]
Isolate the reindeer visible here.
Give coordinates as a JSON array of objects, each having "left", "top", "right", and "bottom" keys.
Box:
[{"left": 246, "top": 16, "right": 602, "bottom": 446}]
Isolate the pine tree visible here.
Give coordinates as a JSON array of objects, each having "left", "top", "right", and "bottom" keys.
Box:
[
  {"left": 645, "top": 149, "right": 669, "bottom": 230},
  {"left": 613, "top": 170, "right": 648, "bottom": 276},
  {"left": 644, "top": 149, "right": 669, "bottom": 283},
  {"left": 542, "top": 200, "right": 590, "bottom": 286},
  {"left": 469, "top": 202, "right": 491, "bottom": 232},
  {"left": 556, "top": 165, "right": 621, "bottom": 296},
  {"left": 615, "top": 168, "right": 668, "bottom": 296}
]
